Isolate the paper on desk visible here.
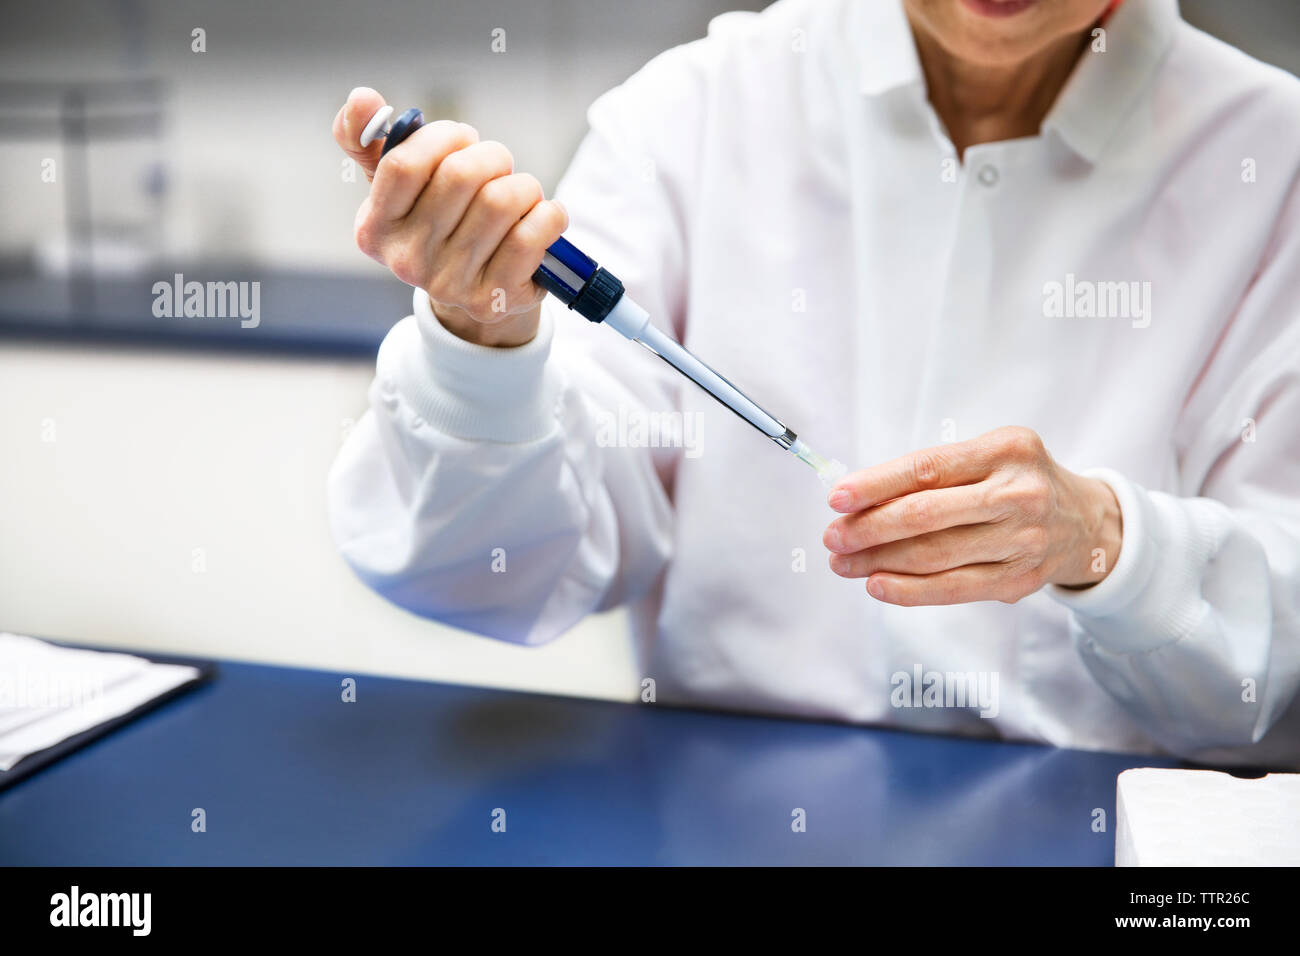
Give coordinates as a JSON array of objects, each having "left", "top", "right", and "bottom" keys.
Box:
[
  {"left": 1116, "top": 767, "right": 1300, "bottom": 866},
  {"left": 0, "top": 633, "right": 200, "bottom": 772}
]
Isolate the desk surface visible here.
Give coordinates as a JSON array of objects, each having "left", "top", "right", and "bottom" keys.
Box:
[{"left": 0, "top": 658, "right": 1179, "bottom": 865}]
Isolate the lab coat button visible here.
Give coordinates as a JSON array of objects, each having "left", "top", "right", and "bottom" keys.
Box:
[
  {"left": 977, "top": 164, "right": 999, "bottom": 187},
  {"left": 410, "top": 416, "right": 425, "bottom": 430}
]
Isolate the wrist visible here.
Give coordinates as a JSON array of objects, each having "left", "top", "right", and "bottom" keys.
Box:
[
  {"left": 1054, "top": 474, "right": 1123, "bottom": 589},
  {"left": 430, "top": 299, "right": 542, "bottom": 348}
]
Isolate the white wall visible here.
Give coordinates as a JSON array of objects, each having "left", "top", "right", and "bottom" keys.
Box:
[
  {"left": 0, "top": 340, "right": 640, "bottom": 698},
  {"left": 0, "top": 0, "right": 762, "bottom": 271}
]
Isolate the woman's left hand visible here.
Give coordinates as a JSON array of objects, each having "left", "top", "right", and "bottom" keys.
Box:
[{"left": 823, "top": 426, "right": 1123, "bottom": 606}]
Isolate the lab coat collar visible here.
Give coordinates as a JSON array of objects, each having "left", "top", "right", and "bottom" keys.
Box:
[
  {"left": 857, "top": 0, "right": 925, "bottom": 97},
  {"left": 856, "top": 0, "right": 1181, "bottom": 164},
  {"left": 1044, "top": 0, "right": 1181, "bottom": 163}
]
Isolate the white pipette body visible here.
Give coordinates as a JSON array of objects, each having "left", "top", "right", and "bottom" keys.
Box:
[{"left": 603, "top": 297, "right": 790, "bottom": 442}]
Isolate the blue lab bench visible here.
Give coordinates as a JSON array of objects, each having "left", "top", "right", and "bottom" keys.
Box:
[{"left": 0, "top": 657, "right": 1181, "bottom": 865}]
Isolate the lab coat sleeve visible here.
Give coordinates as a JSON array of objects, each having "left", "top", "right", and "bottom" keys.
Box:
[
  {"left": 1049, "top": 179, "right": 1300, "bottom": 759},
  {"left": 326, "top": 43, "right": 710, "bottom": 644}
]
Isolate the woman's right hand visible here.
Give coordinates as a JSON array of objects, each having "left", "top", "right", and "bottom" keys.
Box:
[{"left": 332, "top": 87, "right": 568, "bottom": 347}]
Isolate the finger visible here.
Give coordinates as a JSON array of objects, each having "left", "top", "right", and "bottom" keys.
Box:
[
  {"left": 442, "top": 172, "right": 545, "bottom": 279},
  {"left": 411, "top": 140, "right": 515, "bottom": 247},
  {"left": 333, "top": 87, "right": 388, "bottom": 182},
  {"left": 370, "top": 120, "right": 480, "bottom": 222},
  {"left": 827, "top": 435, "right": 1004, "bottom": 513},
  {"left": 824, "top": 483, "right": 995, "bottom": 554},
  {"left": 865, "top": 563, "right": 1039, "bottom": 607},
  {"left": 481, "top": 198, "right": 569, "bottom": 310},
  {"left": 828, "top": 523, "right": 1011, "bottom": 578}
]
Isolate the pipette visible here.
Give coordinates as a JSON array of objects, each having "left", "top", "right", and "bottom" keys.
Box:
[{"left": 361, "top": 104, "right": 847, "bottom": 486}]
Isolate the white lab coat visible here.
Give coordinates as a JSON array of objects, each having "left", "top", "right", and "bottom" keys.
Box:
[{"left": 329, "top": 0, "right": 1300, "bottom": 765}]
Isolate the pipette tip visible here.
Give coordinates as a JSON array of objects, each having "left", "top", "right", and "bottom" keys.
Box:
[{"left": 789, "top": 438, "right": 847, "bottom": 487}]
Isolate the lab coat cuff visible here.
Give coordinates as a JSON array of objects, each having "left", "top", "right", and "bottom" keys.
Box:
[
  {"left": 1047, "top": 467, "right": 1165, "bottom": 648},
  {"left": 393, "top": 288, "right": 561, "bottom": 443}
]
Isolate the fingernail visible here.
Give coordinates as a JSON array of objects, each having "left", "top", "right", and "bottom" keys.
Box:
[
  {"left": 348, "top": 86, "right": 370, "bottom": 101},
  {"left": 825, "top": 526, "right": 842, "bottom": 552},
  {"left": 867, "top": 577, "right": 884, "bottom": 600},
  {"left": 828, "top": 489, "right": 851, "bottom": 510}
]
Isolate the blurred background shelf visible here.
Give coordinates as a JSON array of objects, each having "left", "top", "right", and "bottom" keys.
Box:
[{"left": 0, "top": 267, "right": 411, "bottom": 357}]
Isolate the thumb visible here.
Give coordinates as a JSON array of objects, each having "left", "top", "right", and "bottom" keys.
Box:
[{"left": 333, "top": 86, "right": 387, "bottom": 182}]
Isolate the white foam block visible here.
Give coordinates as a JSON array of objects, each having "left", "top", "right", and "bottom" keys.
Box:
[{"left": 1116, "top": 768, "right": 1300, "bottom": 866}]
